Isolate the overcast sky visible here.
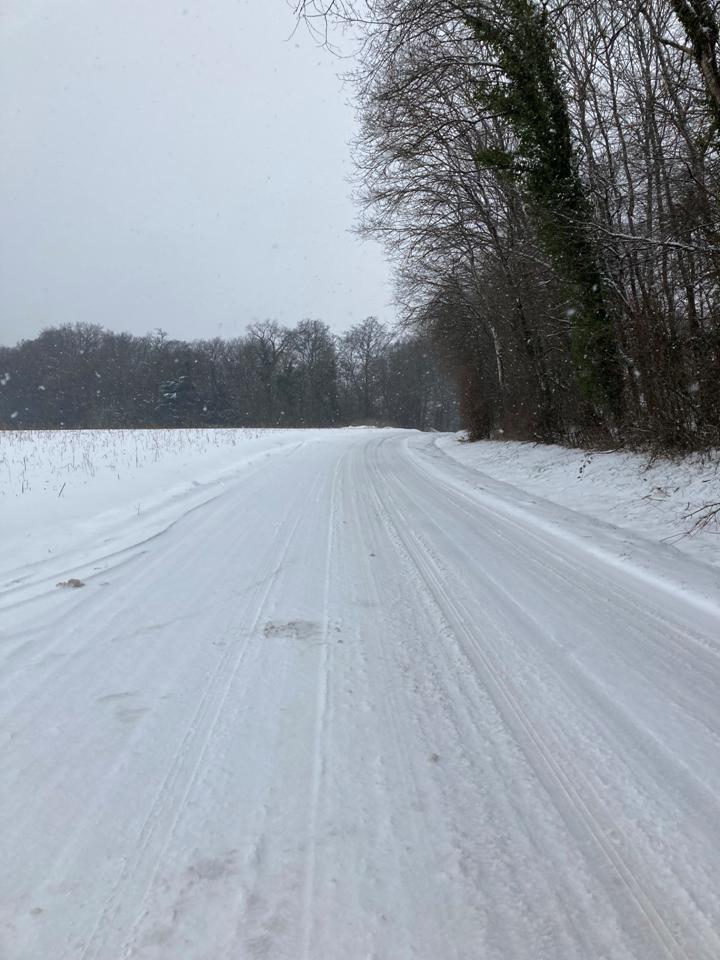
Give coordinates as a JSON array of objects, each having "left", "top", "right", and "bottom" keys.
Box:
[{"left": 0, "top": 0, "right": 393, "bottom": 347}]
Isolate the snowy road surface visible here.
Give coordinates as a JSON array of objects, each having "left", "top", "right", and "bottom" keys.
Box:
[{"left": 3, "top": 429, "right": 720, "bottom": 959}]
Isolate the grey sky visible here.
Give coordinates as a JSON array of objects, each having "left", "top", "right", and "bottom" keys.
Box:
[{"left": 0, "top": 0, "right": 393, "bottom": 347}]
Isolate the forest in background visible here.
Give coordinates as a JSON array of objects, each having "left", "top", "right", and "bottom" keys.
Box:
[
  {"left": 298, "top": 0, "right": 720, "bottom": 450},
  {"left": 3, "top": 1, "right": 719, "bottom": 447},
  {"left": 0, "top": 319, "right": 458, "bottom": 431}
]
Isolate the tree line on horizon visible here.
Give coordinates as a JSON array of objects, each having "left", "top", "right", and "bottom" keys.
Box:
[
  {"left": 0, "top": 318, "right": 459, "bottom": 431},
  {"left": 299, "top": 0, "right": 720, "bottom": 451}
]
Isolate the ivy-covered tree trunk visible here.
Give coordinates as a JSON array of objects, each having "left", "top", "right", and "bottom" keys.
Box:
[{"left": 467, "top": 0, "right": 625, "bottom": 420}]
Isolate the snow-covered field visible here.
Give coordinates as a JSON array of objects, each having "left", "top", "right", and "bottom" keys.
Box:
[{"left": 2, "top": 427, "right": 720, "bottom": 959}]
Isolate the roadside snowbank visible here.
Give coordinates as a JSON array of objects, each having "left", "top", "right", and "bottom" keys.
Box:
[{"left": 435, "top": 434, "right": 720, "bottom": 567}]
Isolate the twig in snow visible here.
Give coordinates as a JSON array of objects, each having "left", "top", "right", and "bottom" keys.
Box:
[{"left": 683, "top": 502, "right": 720, "bottom": 535}]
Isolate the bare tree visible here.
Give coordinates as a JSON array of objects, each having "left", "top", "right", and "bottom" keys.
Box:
[{"left": 296, "top": 0, "right": 720, "bottom": 450}]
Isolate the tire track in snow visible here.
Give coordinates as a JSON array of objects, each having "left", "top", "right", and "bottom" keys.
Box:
[
  {"left": 401, "top": 440, "right": 720, "bottom": 811},
  {"left": 299, "top": 451, "right": 343, "bottom": 959},
  {"left": 415, "top": 435, "right": 720, "bottom": 625},
  {"left": 0, "top": 444, "right": 308, "bottom": 721},
  {"left": 361, "top": 442, "right": 613, "bottom": 956},
  {"left": 367, "top": 440, "right": 693, "bottom": 960},
  {"left": 343, "top": 447, "right": 461, "bottom": 955},
  {"left": 78, "top": 472, "right": 326, "bottom": 960}
]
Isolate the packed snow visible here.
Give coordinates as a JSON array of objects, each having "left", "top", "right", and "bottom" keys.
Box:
[{"left": 2, "top": 428, "right": 720, "bottom": 959}]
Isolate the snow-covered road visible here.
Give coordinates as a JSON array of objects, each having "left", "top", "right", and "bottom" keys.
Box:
[{"left": 3, "top": 429, "right": 720, "bottom": 959}]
